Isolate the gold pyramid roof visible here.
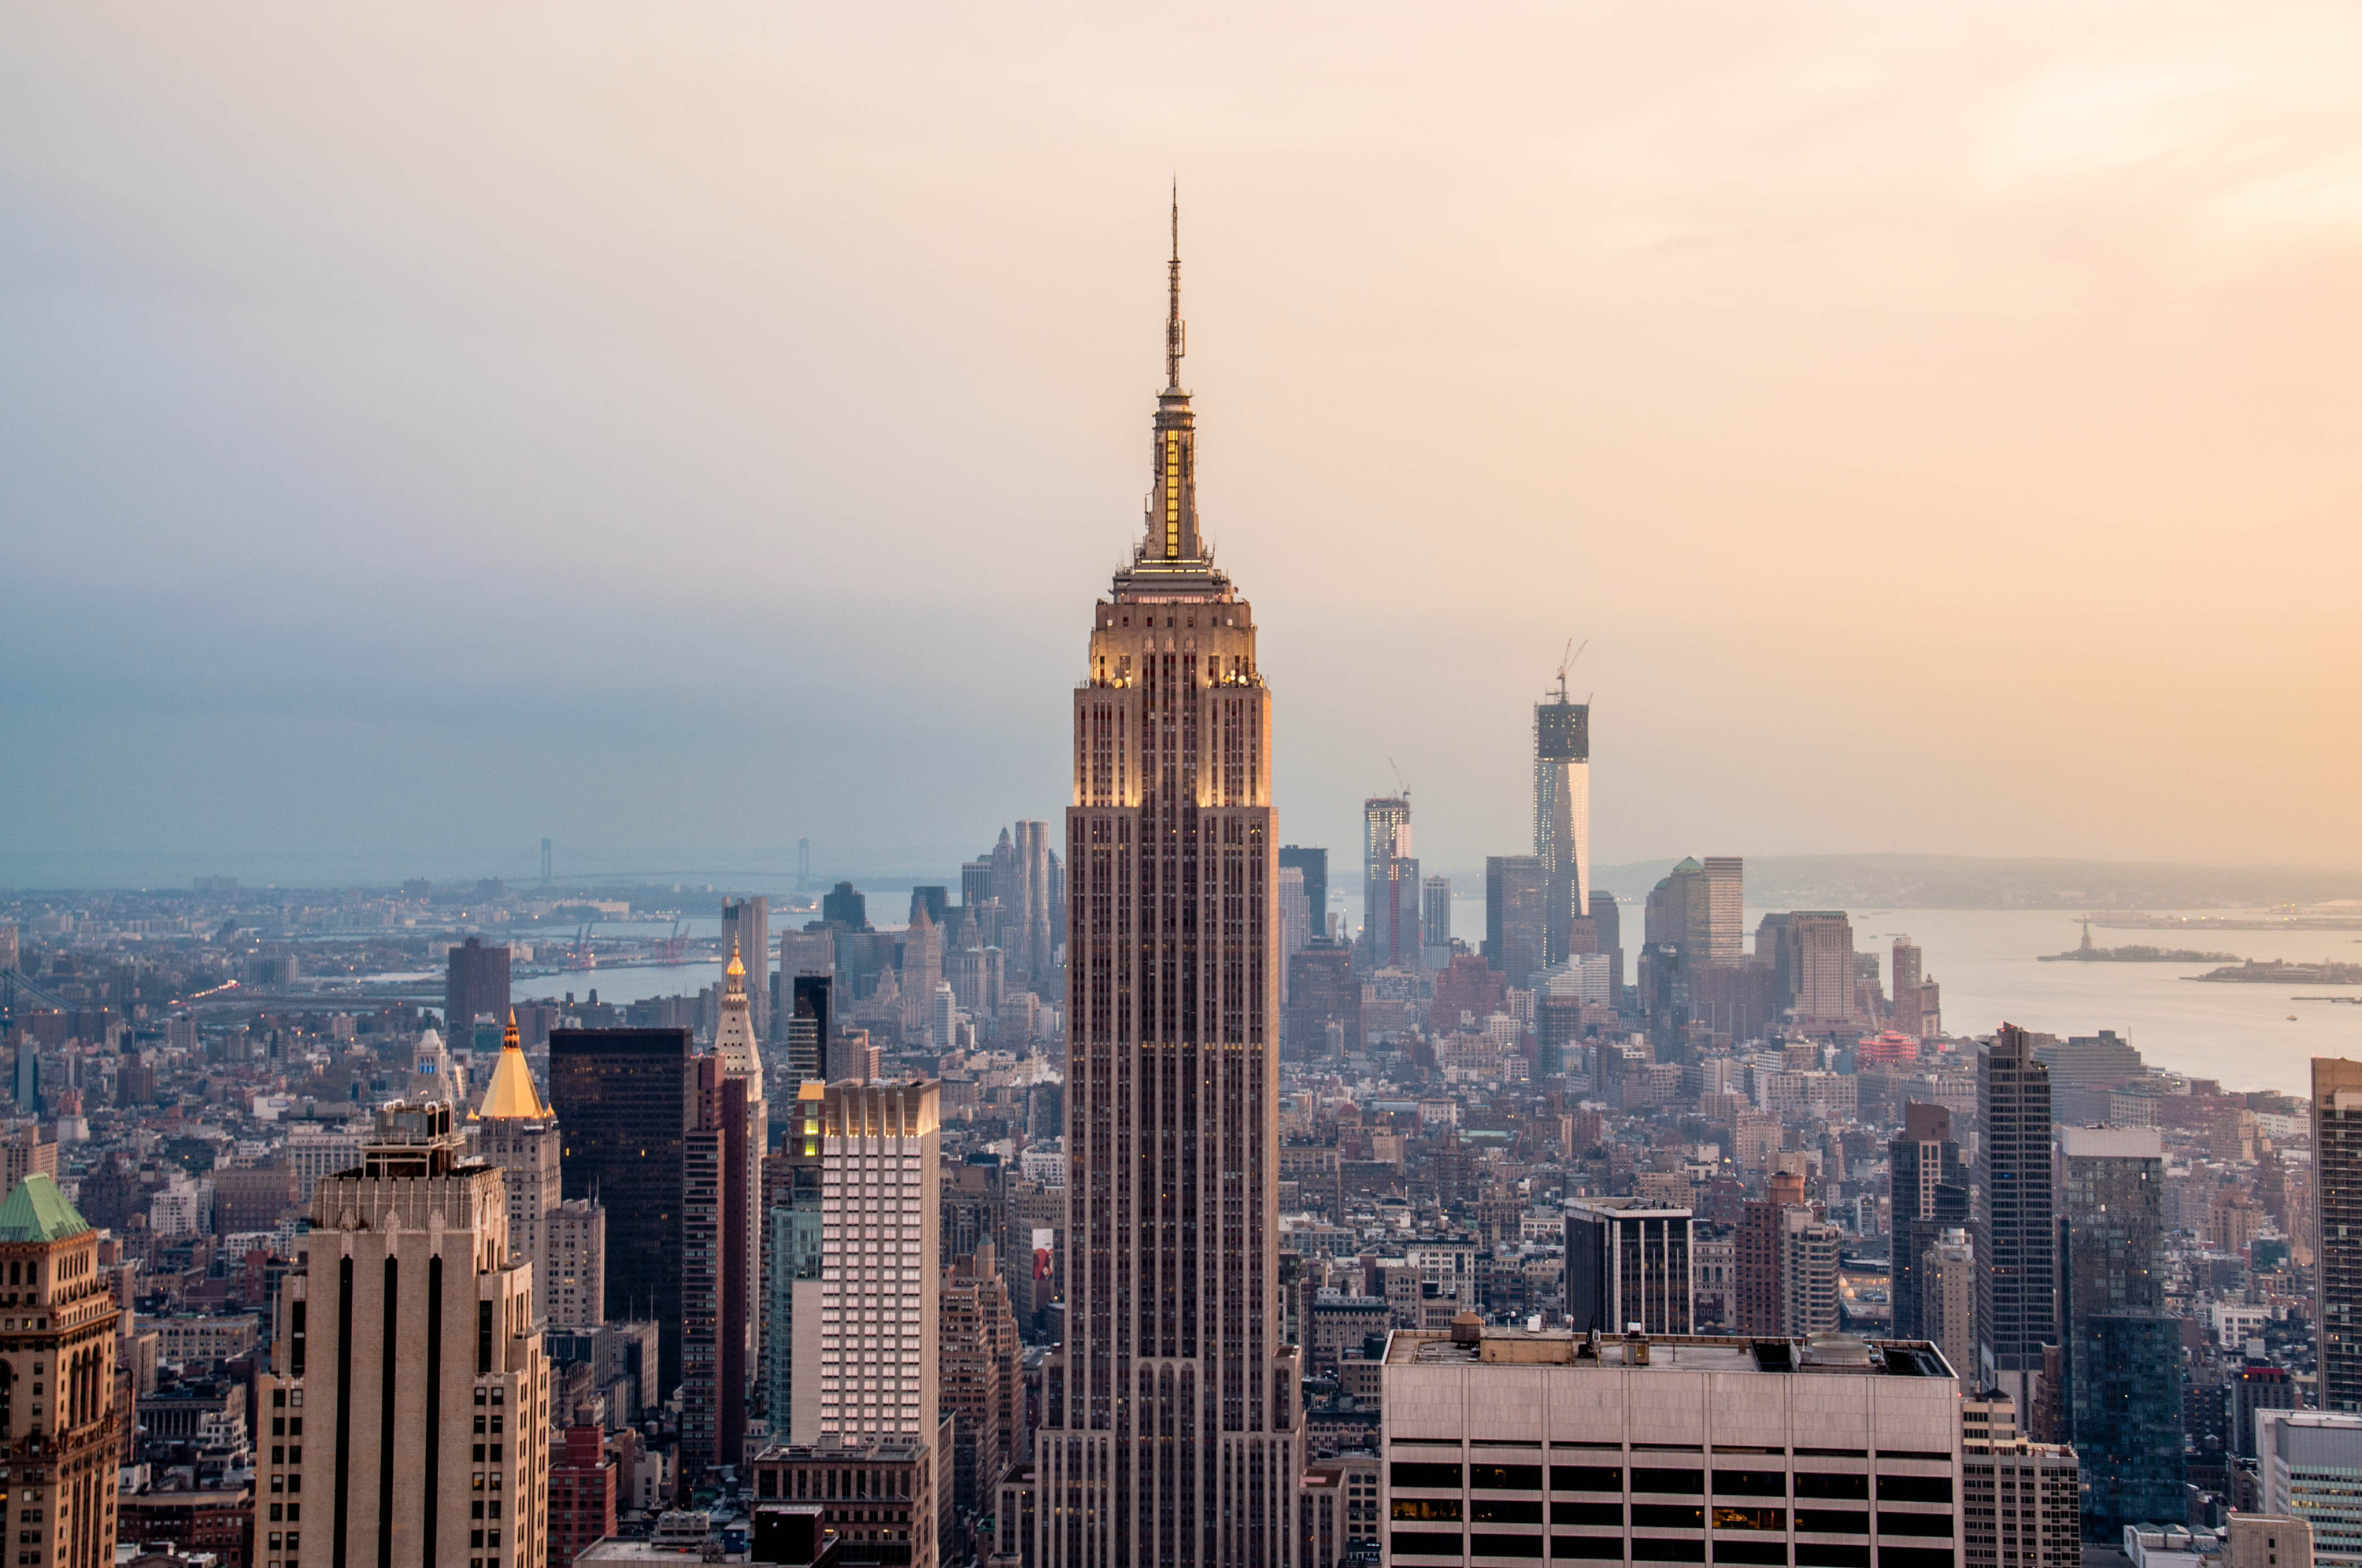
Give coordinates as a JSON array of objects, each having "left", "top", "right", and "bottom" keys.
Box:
[{"left": 478, "top": 1010, "right": 552, "bottom": 1120}]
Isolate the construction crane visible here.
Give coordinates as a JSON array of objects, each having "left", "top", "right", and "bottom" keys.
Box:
[
  {"left": 1552, "top": 638, "right": 1588, "bottom": 703},
  {"left": 1387, "top": 756, "right": 1410, "bottom": 801}
]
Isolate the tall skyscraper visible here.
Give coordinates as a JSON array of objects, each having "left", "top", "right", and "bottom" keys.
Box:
[
  {"left": 470, "top": 1011, "right": 566, "bottom": 1325},
  {"left": 1780, "top": 1207, "right": 1842, "bottom": 1336},
  {"left": 1532, "top": 680, "right": 1590, "bottom": 966},
  {"left": 720, "top": 897, "right": 771, "bottom": 1041},
  {"left": 1979, "top": 1024, "right": 2057, "bottom": 1411},
  {"left": 1892, "top": 937, "right": 1925, "bottom": 1040},
  {"left": 544, "top": 1196, "right": 605, "bottom": 1329},
  {"left": 1361, "top": 797, "right": 1416, "bottom": 969},
  {"left": 713, "top": 941, "right": 770, "bottom": 1374},
  {"left": 1276, "top": 847, "right": 1328, "bottom": 944},
  {"left": 941, "top": 1241, "right": 1022, "bottom": 1518},
  {"left": 1275, "top": 867, "right": 1309, "bottom": 1004},
  {"left": 264, "top": 1102, "right": 548, "bottom": 1568},
  {"left": 1038, "top": 204, "right": 1301, "bottom": 1567},
  {"left": 444, "top": 937, "right": 510, "bottom": 1045},
  {"left": 0, "top": 1174, "right": 118, "bottom": 1568},
  {"left": 1701, "top": 856, "right": 1745, "bottom": 966},
  {"left": 901, "top": 905, "right": 944, "bottom": 1041},
  {"left": 1419, "top": 875, "right": 1452, "bottom": 951},
  {"left": 550, "top": 1026, "right": 690, "bottom": 1397},
  {"left": 1923, "top": 1227, "right": 1977, "bottom": 1380},
  {"left": 763, "top": 1083, "right": 826, "bottom": 1433},
  {"left": 787, "top": 972, "right": 832, "bottom": 1085},
  {"left": 1643, "top": 858, "right": 1710, "bottom": 954},
  {"left": 2316, "top": 1058, "right": 2362, "bottom": 1414},
  {"left": 1790, "top": 910, "right": 1858, "bottom": 1025},
  {"left": 796, "top": 1079, "right": 939, "bottom": 1450},
  {"left": 681, "top": 1056, "right": 751, "bottom": 1490},
  {"left": 1012, "top": 821, "right": 1054, "bottom": 983},
  {"left": 1887, "top": 1101, "right": 1968, "bottom": 1341},
  {"left": 822, "top": 882, "right": 870, "bottom": 930},
  {"left": 2057, "top": 1124, "right": 2183, "bottom": 1536},
  {"left": 1589, "top": 889, "right": 1622, "bottom": 999},
  {"left": 1736, "top": 1168, "right": 1806, "bottom": 1335},
  {"left": 1483, "top": 855, "right": 1546, "bottom": 988}
]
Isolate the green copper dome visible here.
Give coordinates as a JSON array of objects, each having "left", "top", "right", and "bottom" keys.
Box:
[{"left": 0, "top": 1174, "right": 91, "bottom": 1244}]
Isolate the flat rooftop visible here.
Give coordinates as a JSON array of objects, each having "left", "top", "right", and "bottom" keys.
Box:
[{"left": 1386, "top": 1329, "right": 1953, "bottom": 1379}]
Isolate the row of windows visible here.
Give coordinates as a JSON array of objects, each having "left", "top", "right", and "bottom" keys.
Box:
[
  {"left": 1391, "top": 1464, "right": 1947, "bottom": 1503},
  {"left": 1390, "top": 1535, "right": 1955, "bottom": 1566},
  {"left": 1393, "top": 1502, "right": 1946, "bottom": 1535}
]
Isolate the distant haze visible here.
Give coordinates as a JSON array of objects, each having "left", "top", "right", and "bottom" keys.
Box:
[{"left": 7, "top": 4, "right": 2361, "bottom": 889}]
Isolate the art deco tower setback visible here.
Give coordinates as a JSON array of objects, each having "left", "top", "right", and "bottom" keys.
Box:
[{"left": 1036, "top": 199, "right": 1302, "bottom": 1568}]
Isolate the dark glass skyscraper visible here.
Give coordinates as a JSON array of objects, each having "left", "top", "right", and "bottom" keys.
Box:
[
  {"left": 1977, "top": 1023, "right": 2057, "bottom": 1411},
  {"left": 2057, "top": 1125, "right": 2182, "bottom": 1537},
  {"left": 2316, "top": 1057, "right": 2362, "bottom": 1413},
  {"left": 1483, "top": 854, "right": 1546, "bottom": 988},
  {"left": 1888, "top": 1101, "right": 1968, "bottom": 1341},
  {"left": 1038, "top": 201, "right": 1300, "bottom": 1568},
  {"left": 442, "top": 935, "right": 509, "bottom": 1041},
  {"left": 680, "top": 1054, "right": 750, "bottom": 1493},
  {"left": 1276, "top": 847, "right": 1327, "bottom": 944},
  {"left": 550, "top": 1026, "right": 690, "bottom": 1396},
  {"left": 787, "top": 973, "right": 831, "bottom": 1083}
]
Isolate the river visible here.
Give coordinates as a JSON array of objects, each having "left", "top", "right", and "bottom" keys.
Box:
[{"left": 483, "top": 903, "right": 2360, "bottom": 1097}]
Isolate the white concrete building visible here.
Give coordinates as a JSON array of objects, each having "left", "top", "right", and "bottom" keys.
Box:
[{"left": 1381, "top": 1326, "right": 1960, "bottom": 1566}]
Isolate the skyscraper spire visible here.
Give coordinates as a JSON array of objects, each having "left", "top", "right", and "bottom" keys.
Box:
[
  {"left": 1141, "top": 183, "right": 1205, "bottom": 564},
  {"left": 1166, "top": 179, "right": 1186, "bottom": 392}
]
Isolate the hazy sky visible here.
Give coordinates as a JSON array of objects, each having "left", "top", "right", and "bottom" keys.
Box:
[{"left": 6, "top": 3, "right": 2360, "bottom": 889}]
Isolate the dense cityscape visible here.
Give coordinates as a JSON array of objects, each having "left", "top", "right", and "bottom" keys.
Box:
[
  {"left": 0, "top": 224, "right": 2349, "bottom": 1568},
  {"left": 4, "top": 239, "right": 2343, "bottom": 1568}
]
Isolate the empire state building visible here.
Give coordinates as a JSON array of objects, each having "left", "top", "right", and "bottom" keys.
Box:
[{"left": 1034, "top": 202, "right": 1302, "bottom": 1568}]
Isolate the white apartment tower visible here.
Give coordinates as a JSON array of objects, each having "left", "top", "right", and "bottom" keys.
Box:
[{"left": 797, "top": 1079, "right": 941, "bottom": 1448}]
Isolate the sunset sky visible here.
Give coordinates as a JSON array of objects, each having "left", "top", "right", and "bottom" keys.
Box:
[{"left": 6, "top": 3, "right": 2360, "bottom": 886}]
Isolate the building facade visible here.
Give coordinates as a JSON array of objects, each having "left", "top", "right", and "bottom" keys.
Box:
[
  {"left": 1890, "top": 1103, "right": 1970, "bottom": 1342},
  {"left": 1380, "top": 1326, "right": 1962, "bottom": 1567},
  {"left": 0, "top": 1174, "right": 120, "bottom": 1568},
  {"left": 679, "top": 1056, "right": 751, "bottom": 1490},
  {"left": 2057, "top": 1125, "right": 2182, "bottom": 1537},
  {"left": 1483, "top": 856, "right": 1547, "bottom": 990},
  {"left": 1979, "top": 1026, "right": 2057, "bottom": 1411},
  {"left": 720, "top": 898, "right": 772, "bottom": 1041},
  {"left": 470, "top": 1014, "right": 564, "bottom": 1324},
  {"left": 2259, "top": 1411, "right": 2362, "bottom": 1563},
  {"left": 799, "top": 1079, "right": 940, "bottom": 1450},
  {"left": 1033, "top": 210, "right": 1302, "bottom": 1568},
  {"left": 1960, "top": 1392, "right": 2080, "bottom": 1568},
  {"left": 1532, "top": 685, "right": 1591, "bottom": 967},
  {"left": 263, "top": 1102, "right": 549, "bottom": 1568},
  {"left": 1923, "top": 1229, "right": 1977, "bottom": 1384},
  {"left": 546, "top": 1422, "right": 617, "bottom": 1568},
  {"left": 550, "top": 1027, "right": 690, "bottom": 1399},
  {"left": 1564, "top": 1199, "right": 1693, "bottom": 1336},
  {"left": 2314, "top": 1059, "right": 2362, "bottom": 1414},
  {"left": 443, "top": 938, "right": 511, "bottom": 1045}
]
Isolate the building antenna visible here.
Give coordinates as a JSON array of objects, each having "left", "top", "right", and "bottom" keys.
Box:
[{"left": 1165, "top": 177, "right": 1186, "bottom": 392}]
